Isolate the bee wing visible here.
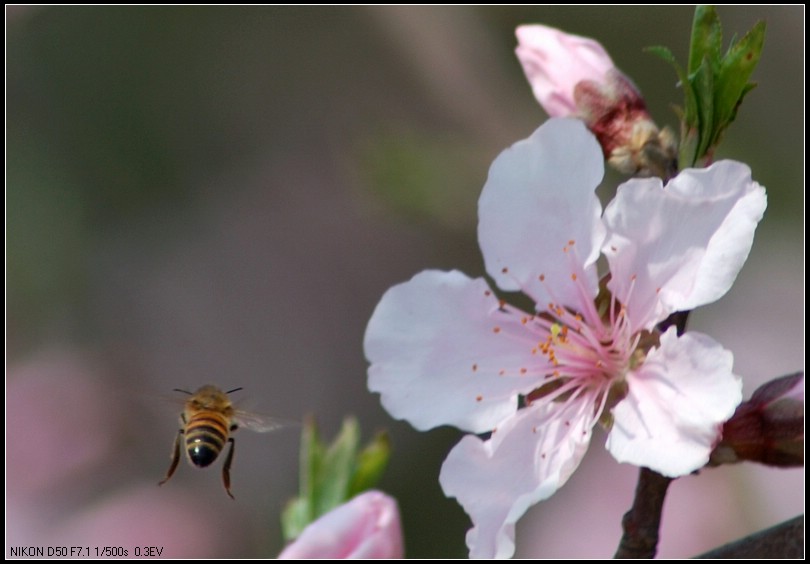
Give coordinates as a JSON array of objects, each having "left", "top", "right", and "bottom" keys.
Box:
[
  {"left": 233, "top": 409, "right": 297, "bottom": 433},
  {"left": 129, "top": 388, "right": 188, "bottom": 419}
]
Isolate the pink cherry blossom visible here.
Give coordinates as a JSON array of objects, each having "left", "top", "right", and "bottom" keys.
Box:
[
  {"left": 278, "top": 491, "right": 404, "bottom": 559},
  {"left": 364, "top": 118, "right": 766, "bottom": 558}
]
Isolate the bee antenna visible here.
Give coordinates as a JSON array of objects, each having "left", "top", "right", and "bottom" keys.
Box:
[
  {"left": 173, "top": 388, "right": 193, "bottom": 395},
  {"left": 226, "top": 387, "right": 244, "bottom": 394}
]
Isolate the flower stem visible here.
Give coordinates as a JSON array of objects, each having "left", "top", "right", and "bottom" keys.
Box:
[{"left": 614, "top": 467, "right": 673, "bottom": 558}]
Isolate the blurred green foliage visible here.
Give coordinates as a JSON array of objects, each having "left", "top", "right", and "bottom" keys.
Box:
[
  {"left": 281, "top": 417, "right": 391, "bottom": 542},
  {"left": 357, "top": 130, "right": 485, "bottom": 231}
]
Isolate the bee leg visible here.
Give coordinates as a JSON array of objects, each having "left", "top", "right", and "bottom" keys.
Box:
[
  {"left": 222, "top": 437, "right": 236, "bottom": 500},
  {"left": 158, "top": 429, "right": 183, "bottom": 487}
]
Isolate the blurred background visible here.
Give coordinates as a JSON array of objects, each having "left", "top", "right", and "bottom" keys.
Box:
[{"left": 6, "top": 6, "right": 803, "bottom": 558}]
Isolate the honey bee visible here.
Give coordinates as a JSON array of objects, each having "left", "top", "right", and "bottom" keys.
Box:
[{"left": 158, "top": 385, "right": 287, "bottom": 499}]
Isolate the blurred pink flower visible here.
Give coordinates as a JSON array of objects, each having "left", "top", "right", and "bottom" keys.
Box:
[
  {"left": 7, "top": 351, "right": 116, "bottom": 497},
  {"left": 50, "top": 487, "right": 233, "bottom": 558},
  {"left": 278, "top": 491, "right": 404, "bottom": 559},
  {"left": 365, "top": 118, "right": 766, "bottom": 558},
  {"left": 6, "top": 349, "right": 239, "bottom": 558},
  {"left": 515, "top": 24, "right": 676, "bottom": 177}
]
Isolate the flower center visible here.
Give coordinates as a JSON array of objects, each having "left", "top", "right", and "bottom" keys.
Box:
[{"left": 523, "top": 272, "right": 641, "bottom": 422}]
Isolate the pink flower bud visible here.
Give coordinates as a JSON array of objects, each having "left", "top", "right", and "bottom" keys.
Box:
[
  {"left": 515, "top": 24, "right": 616, "bottom": 119},
  {"left": 516, "top": 24, "right": 677, "bottom": 178},
  {"left": 278, "top": 491, "right": 404, "bottom": 559},
  {"left": 711, "top": 373, "right": 804, "bottom": 468}
]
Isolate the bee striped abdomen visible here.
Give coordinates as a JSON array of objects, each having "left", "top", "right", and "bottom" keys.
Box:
[
  {"left": 185, "top": 412, "right": 230, "bottom": 468},
  {"left": 160, "top": 385, "right": 282, "bottom": 499}
]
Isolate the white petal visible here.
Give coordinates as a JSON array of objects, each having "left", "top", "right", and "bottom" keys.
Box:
[
  {"left": 365, "top": 270, "right": 549, "bottom": 434},
  {"left": 478, "top": 118, "right": 605, "bottom": 311},
  {"left": 440, "top": 401, "right": 593, "bottom": 559},
  {"left": 606, "top": 328, "right": 742, "bottom": 477},
  {"left": 603, "top": 161, "right": 767, "bottom": 330}
]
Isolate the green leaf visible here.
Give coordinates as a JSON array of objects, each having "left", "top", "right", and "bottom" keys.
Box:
[
  {"left": 299, "top": 416, "right": 324, "bottom": 517},
  {"left": 713, "top": 20, "right": 766, "bottom": 140},
  {"left": 280, "top": 416, "right": 325, "bottom": 541},
  {"left": 281, "top": 498, "right": 311, "bottom": 542},
  {"left": 348, "top": 431, "right": 391, "bottom": 498},
  {"left": 652, "top": 7, "right": 767, "bottom": 167},
  {"left": 730, "top": 82, "right": 759, "bottom": 122},
  {"left": 692, "top": 57, "right": 715, "bottom": 162},
  {"left": 645, "top": 44, "right": 676, "bottom": 64},
  {"left": 646, "top": 46, "right": 699, "bottom": 130},
  {"left": 678, "top": 125, "right": 700, "bottom": 171},
  {"left": 314, "top": 418, "right": 360, "bottom": 518},
  {"left": 688, "top": 6, "right": 722, "bottom": 75}
]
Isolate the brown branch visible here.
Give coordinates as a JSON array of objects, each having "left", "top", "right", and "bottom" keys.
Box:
[
  {"left": 694, "top": 515, "right": 804, "bottom": 559},
  {"left": 614, "top": 467, "right": 673, "bottom": 558},
  {"left": 614, "top": 370, "right": 803, "bottom": 558}
]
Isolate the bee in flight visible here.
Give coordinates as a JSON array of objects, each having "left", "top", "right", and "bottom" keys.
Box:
[{"left": 158, "top": 385, "right": 286, "bottom": 499}]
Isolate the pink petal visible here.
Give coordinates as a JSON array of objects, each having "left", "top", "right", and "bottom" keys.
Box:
[
  {"left": 439, "top": 401, "right": 593, "bottom": 558},
  {"left": 478, "top": 118, "right": 605, "bottom": 311},
  {"left": 603, "top": 161, "right": 767, "bottom": 331},
  {"left": 515, "top": 24, "right": 615, "bottom": 118},
  {"left": 606, "top": 328, "right": 742, "bottom": 476},
  {"left": 278, "top": 491, "right": 403, "bottom": 559},
  {"left": 365, "top": 270, "right": 549, "bottom": 433}
]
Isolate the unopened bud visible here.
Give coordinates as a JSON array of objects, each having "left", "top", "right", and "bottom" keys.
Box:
[
  {"left": 710, "top": 373, "right": 804, "bottom": 468},
  {"left": 516, "top": 24, "right": 677, "bottom": 179}
]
